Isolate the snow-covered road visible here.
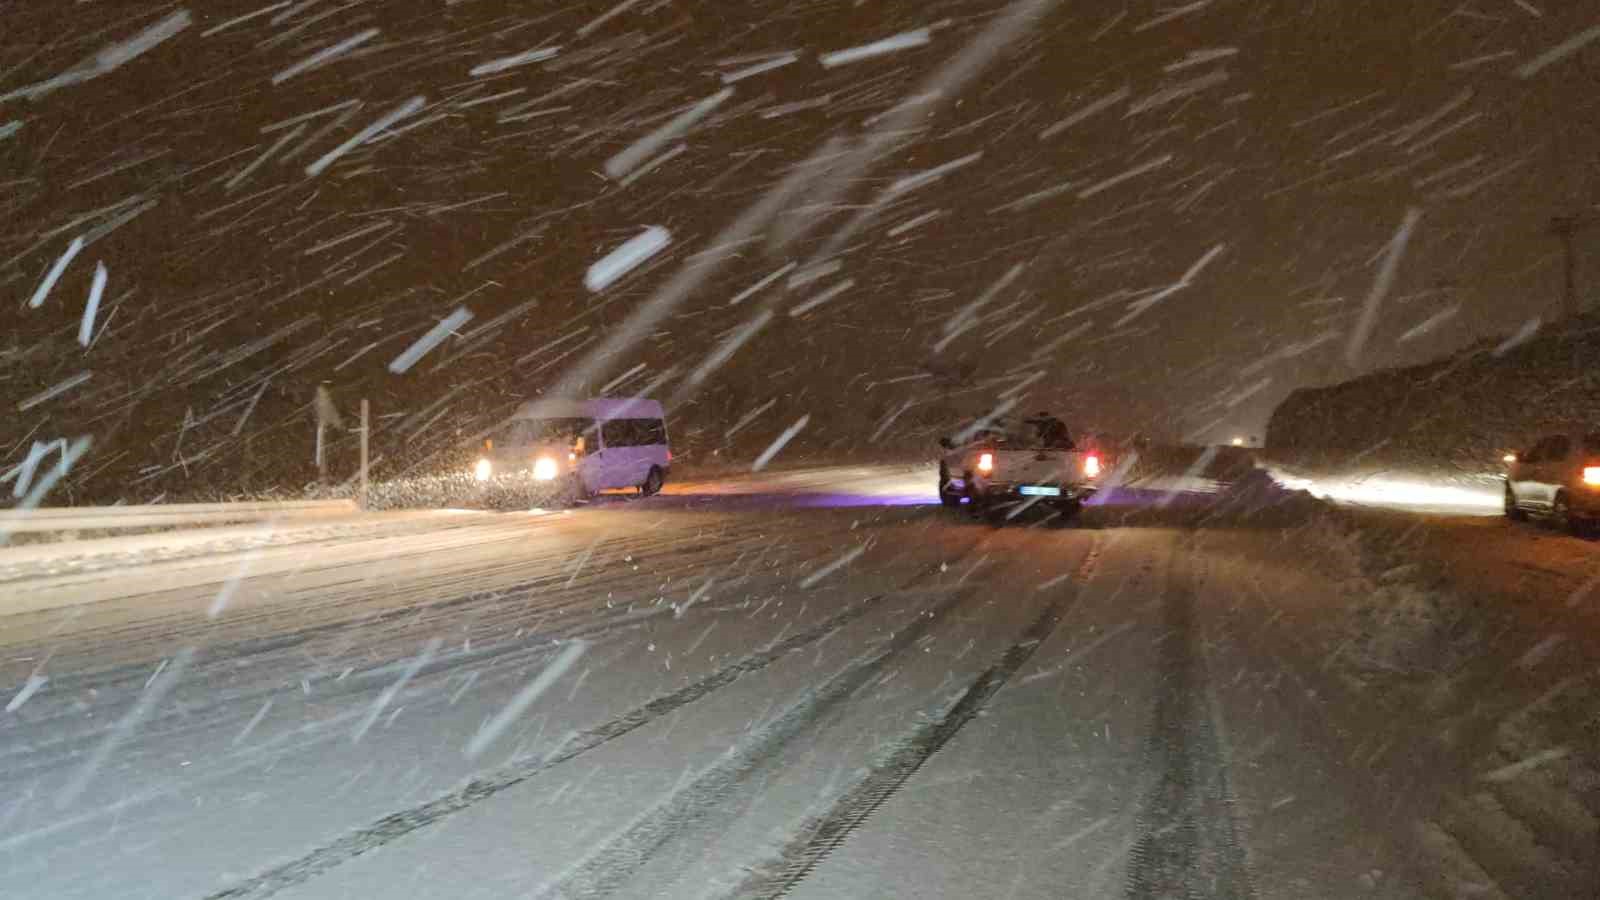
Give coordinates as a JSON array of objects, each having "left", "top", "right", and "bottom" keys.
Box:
[{"left": 2, "top": 464, "right": 1596, "bottom": 899}]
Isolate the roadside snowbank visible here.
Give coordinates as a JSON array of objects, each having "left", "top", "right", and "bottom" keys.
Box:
[{"left": 1268, "top": 313, "right": 1600, "bottom": 485}]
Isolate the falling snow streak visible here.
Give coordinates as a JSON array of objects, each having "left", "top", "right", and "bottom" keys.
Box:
[
  {"left": 688, "top": 310, "right": 773, "bottom": 386},
  {"left": 819, "top": 28, "right": 932, "bottom": 68},
  {"left": 470, "top": 46, "right": 560, "bottom": 77},
  {"left": 1390, "top": 89, "right": 1474, "bottom": 147},
  {"left": 1113, "top": 244, "right": 1226, "bottom": 328},
  {"left": 1345, "top": 207, "right": 1422, "bottom": 367},
  {"left": 389, "top": 307, "right": 474, "bottom": 374},
  {"left": 259, "top": 98, "right": 362, "bottom": 133},
  {"left": 886, "top": 209, "right": 945, "bottom": 236},
  {"left": 722, "top": 52, "right": 800, "bottom": 84},
  {"left": 753, "top": 415, "right": 810, "bottom": 471},
  {"left": 56, "top": 647, "right": 196, "bottom": 809},
  {"left": 1480, "top": 747, "right": 1570, "bottom": 782},
  {"left": 4, "top": 440, "right": 66, "bottom": 498},
  {"left": 305, "top": 96, "right": 426, "bottom": 177},
  {"left": 729, "top": 262, "right": 797, "bottom": 306},
  {"left": 1132, "top": 0, "right": 1212, "bottom": 32},
  {"left": 1396, "top": 306, "right": 1459, "bottom": 343},
  {"left": 1077, "top": 154, "right": 1173, "bottom": 198},
  {"left": 17, "top": 372, "right": 92, "bottom": 412},
  {"left": 1126, "top": 70, "right": 1230, "bottom": 115},
  {"left": 788, "top": 279, "right": 854, "bottom": 317},
  {"left": 465, "top": 641, "right": 589, "bottom": 759},
  {"left": 2, "top": 9, "right": 193, "bottom": 102},
  {"left": 271, "top": 28, "right": 379, "bottom": 84},
  {"left": 353, "top": 639, "right": 441, "bottom": 744},
  {"left": 1493, "top": 317, "right": 1541, "bottom": 356},
  {"left": 577, "top": 0, "right": 646, "bottom": 37},
  {"left": 0, "top": 438, "right": 89, "bottom": 542},
  {"left": 515, "top": 327, "right": 590, "bottom": 367},
  {"left": 27, "top": 236, "right": 84, "bottom": 309},
  {"left": 4, "top": 673, "right": 48, "bottom": 713},
  {"left": 200, "top": 2, "right": 292, "bottom": 37},
  {"left": 616, "top": 143, "right": 687, "bottom": 188},
  {"left": 604, "top": 89, "right": 734, "bottom": 179},
  {"left": 584, "top": 226, "right": 672, "bottom": 292},
  {"left": 726, "top": 398, "right": 776, "bottom": 439},
  {"left": 1040, "top": 85, "right": 1130, "bottom": 139},
  {"left": 799, "top": 542, "right": 872, "bottom": 588},
  {"left": 302, "top": 219, "right": 397, "bottom": 256},
  {"left": 788, "top": 260, "right": 841, "bottom": 290},
  {"left": 886, "top": 152, "right": 984, "bottom": 196},
  {"left": 539, "top": 131, "right": 826, "bottom": 394},
  {"left": 596, "top": 362, "right": 647, "bottom": 396},
  {"left": 936, "top": 263, "right": 1026, "bottom": 353},
  {"left": 1437, "top": 156, "right": 1531, "bottom": 199},
  {"left": 225, "top": 124, "right": 305, "bottom": 192},
  {"left": 78, "top": 262, "right": 107, "bottom": 346},
  {"left": 1515, "top": 23, "right": 1600, "bottom": 78},
  {"left": 1166, "top": 47, "right": 1239, "bottom": 71}
]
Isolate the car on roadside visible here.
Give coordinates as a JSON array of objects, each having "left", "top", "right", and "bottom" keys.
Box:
[
  {"left": 473, "top": 397, "right": 671, "bottom": 505},
  {"left": 937, "top": 413, "right": 1102, "bottom": 522},
  {"left": 1504, "top": 431, "right": 1600, "bottom": 533}
]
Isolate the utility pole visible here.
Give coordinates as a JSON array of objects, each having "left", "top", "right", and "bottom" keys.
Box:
[
  {"left": 314, "top": 384, "right": 343, "bottom": 486},
  {"left": 1550, "top": 214, "right": 1598, "bottom": 319}
]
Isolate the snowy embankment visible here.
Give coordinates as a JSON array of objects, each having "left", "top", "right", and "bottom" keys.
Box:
[
  {"left": 1266, "top": 313, "right": 1600, "bottom": 491},
  {"left": 1207, "top": 464, "right": 1599, "bottom": 895}
]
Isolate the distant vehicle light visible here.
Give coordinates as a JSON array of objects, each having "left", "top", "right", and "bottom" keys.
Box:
[
  {"left": 1231, "top": 437, "right": 1245, "bottom": 447},
  {"left": 977, "top": 452, "right": 994, "bottom": 473},
  {"left": 1084, "top": 454, "right": 1101, "bottom": 478},
  {"left": 569, "top": 452, "right": 577, "bottom": 462},
  {"left": 533, "top": 456, "right": 559, "bottom": 480},
  {"left": 474, "top": 458, "right": 492, "bottom": 481},
  {"left": 1585, "top": 466, "right": 1600, "bottom": 486},
  {"left": 1503, "top": 454, "right": 1517, "bottom": 464}
]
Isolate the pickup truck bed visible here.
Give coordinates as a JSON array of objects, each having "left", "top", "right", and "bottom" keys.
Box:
[{"left": 938, "top": 444, "right": 1102, "bottom": 520}]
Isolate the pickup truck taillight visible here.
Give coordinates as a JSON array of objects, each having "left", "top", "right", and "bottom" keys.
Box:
[
  {"left": 1084, "top": 454, "right": 1101, "bottom": 478},
  {"left": 1584, "top": 466, "right": 1600, "bottom": 486},
  {"left": 977, "top": 452, "right": 994, "bottom": 473}
]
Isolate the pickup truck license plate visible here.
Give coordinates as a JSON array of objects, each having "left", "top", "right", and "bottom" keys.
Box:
[{"left": 1019, "top": 485, "right": 1061, "bottom": 497}]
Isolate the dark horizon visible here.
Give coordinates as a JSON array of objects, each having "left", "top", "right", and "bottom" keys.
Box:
[{"left": 3, "top": 0, "right": 1597, "bottom": 497}]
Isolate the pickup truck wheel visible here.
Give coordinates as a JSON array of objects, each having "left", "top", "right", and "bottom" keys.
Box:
[{"left": 1553, "top": 491, "right": 1586, "bottom": 535}]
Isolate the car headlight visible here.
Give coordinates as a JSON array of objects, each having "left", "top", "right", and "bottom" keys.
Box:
[
  {"left": 474, "top": 458, "right": 492, "bottom": 481},
  {"left": 1584, "top": 466, "right": 1600, "bottom": 486},
  {"left": 1083, "top": 454, "right": 1101, "bottom": 478},
  {"left": 533, "top": 456, "right": 559, "bottom": 480},
  {"left": 977, "top": 452, "right": 994, "bottom": 474}
]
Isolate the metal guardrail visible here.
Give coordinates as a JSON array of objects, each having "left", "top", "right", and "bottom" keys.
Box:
[{"left": 0, "top": 499, "right": 359, "bottom": 534}]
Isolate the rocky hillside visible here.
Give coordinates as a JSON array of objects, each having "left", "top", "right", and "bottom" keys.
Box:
[{"left": 1267, "top": 312, "right": 1600, "bottom": 480}]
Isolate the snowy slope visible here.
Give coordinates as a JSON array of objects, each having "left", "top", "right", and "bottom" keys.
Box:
[{"left": 1268, "top": 313, "right": 1600, "bottom": 481}]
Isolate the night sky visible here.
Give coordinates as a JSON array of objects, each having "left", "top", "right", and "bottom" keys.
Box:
[{"left": 3, "top": 1, "right": 1598, "bottom": 499}]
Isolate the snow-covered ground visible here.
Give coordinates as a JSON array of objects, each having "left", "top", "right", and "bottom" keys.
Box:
[{"left": 2, "top": 462, "right": 1595, "bottom": 898}]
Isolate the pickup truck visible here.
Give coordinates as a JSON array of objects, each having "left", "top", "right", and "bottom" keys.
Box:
[{"left": 937, "top": 413, "right": 1102, "bottom": 521}]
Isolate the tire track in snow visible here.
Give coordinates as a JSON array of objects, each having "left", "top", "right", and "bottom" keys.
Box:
[
  {"left": 732, "top": 536, "right": 1105, "bottom": 899},
  {"left": 532, "top": 585, "right": 977, "bottom": 899},
  {"left": 1124, "top": 538, "right": 1255, "bottom": 900},
  {"left": 205, "top": 538, "right": 991, "bottom": 900}
]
